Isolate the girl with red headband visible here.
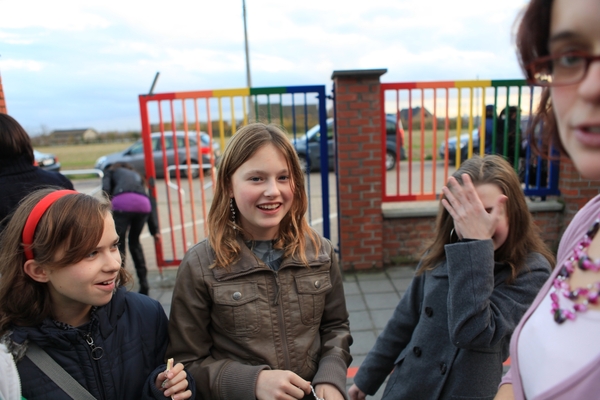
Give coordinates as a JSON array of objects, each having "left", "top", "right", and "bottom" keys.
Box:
[{"left": 0, "top": 189, "right": 196, "bottom": 400}]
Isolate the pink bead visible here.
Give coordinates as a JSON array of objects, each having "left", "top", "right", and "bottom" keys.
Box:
[{"left": 574, "top": 303, "right": 588, "bottom": 312}]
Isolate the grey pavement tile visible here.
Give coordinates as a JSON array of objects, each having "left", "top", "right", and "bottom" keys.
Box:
[
  {"left": 370, "top": 308, "right": 396, "bottom": 329},
  {"left": 349, "top": 330, "right": 378, "bottom": 356},
  {"left": 353, "top": 271, "right": 388, "bottom": 281},
  {"left": 364, "top": 292, "right": 400, "bottom": 310},
  {"left": 349, "top": 310, "right": 374, "bottom": 331},
  {"left": 392, "top": 277, "right": 414, "bottom": 293},
  {"left": 343, "top": 281, "right": 361, "bottom": 296},
  {"left": 358, "top": 279, "right": 395, "bottom": 294},
  {"left": 342, "top": 272, "right": 357, "bottom": 283},
  {"left": 386, "top": 265, "right": 417, "bottom": 279},
  {"left": 345, "top": 294, "right": 368, "bottom": 312}
]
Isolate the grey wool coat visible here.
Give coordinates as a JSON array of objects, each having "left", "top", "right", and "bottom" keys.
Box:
[{"left": 353, "top": 240, "right": 551, "bottom": 400}]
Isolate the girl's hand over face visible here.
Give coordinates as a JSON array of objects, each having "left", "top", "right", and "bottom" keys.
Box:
[
  {"left": 348, "top": 384, "right": 367, "bottom": 400},
  {"left": 441, "top": 174, "right": 507, "bottom": 241},
  {"left": 314, "top": 383, "right": 344, "bottom": 400},
  {"left": 155, "top": 362, "right": 192, "bottom": 399},
  {"left": 256, "top": 370, "right": 311, "bottom": 400}
]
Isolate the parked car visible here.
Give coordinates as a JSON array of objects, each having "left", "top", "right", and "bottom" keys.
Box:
[
  {"left": 438, "top": 129, "right": 481, "bottom": 164},
  {"left": 34, "top": 149, "right": 61, "bottom": 172},
  {"left": 291, "top": 115, "right": 406, "bottom": 172},
  {"left": 95, "top": 131, "right": 220, "bottom": 178}
]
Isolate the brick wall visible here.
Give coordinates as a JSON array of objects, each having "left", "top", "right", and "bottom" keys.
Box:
[
  {"left": 333, "top": 69, "right": 600, "bottom": 270},
  {"left": 332, "top": 69, "right": 387, "bottom": 270}
]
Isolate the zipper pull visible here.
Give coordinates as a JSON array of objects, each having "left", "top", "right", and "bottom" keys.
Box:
[
  {"left": 274, "top": 274, "right": 282, "bottom": 306},
  {"left": 84, "top": 333, "right": 104, "bottom": 360}
]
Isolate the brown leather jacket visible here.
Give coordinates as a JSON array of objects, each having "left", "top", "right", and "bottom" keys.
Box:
[{"left": 166, "top": 233, "right": 352, "bottom": 400}]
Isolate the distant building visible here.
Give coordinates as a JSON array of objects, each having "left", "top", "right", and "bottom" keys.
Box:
[
  {"left": 399, "top": 107, "right": 433, "bottom": 120},
  {"left": 49, "top": 128, "right": 99, "bottom": 144}
]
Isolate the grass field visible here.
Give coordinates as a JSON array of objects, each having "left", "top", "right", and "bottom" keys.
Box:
[
  {"left": 36, "top": 141, "right": 135, "bottom": 170},
  {"left": 35, "top": 127, "right": 467, "bottom": 174}
]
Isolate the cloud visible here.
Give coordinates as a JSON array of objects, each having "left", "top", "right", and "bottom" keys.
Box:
[{"left": 0, "top": 58, "right": 44, "bottom": 71}]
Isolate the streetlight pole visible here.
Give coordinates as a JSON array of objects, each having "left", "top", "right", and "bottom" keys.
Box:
[{"left": 243, "top": 0, "right": 253, "bottom": 121}]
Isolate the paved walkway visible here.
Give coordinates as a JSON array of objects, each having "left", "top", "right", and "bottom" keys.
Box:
[{"left": 130, "top": 264, "right": 416, "bottom": 399}]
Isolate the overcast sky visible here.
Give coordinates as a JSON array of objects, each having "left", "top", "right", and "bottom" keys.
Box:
[{"left": 0, "top": 0, "right": 529, "bottom": 135}]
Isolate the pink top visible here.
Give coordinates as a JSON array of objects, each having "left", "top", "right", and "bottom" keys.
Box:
[{"left": 501, "top": 194, "right": 600, "bottom": 399}]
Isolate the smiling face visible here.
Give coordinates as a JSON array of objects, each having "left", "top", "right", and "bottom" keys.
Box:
[
  {"left": 229, "top": 143, "right": 294, "bottom": 241},
  {"left": 44, "top": 213, "right": 121, "bottom": 325},
  {"left": 550, "top": 0, "right": 600, "bottom": 179}
]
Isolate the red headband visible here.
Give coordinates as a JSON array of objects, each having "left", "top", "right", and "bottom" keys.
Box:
[{"left": 22, "top": 190, "right": 78, "bottom": 261}]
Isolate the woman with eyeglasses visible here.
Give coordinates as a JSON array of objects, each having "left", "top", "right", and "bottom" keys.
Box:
[{"left": 495, "top": 0, "right": 600, "bottom": 399}]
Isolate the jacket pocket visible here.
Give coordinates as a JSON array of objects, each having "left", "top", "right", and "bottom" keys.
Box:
[
  {"left": 295, "top": 272, "right": 332, "bottom": 326},
  {"left": 212, "top": 282, "right": 261, "bottom": 336}
]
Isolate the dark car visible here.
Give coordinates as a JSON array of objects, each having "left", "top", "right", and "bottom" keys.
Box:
[
  {"left": 95, "top": 131, "right": 220, "bottom": 178},
  {"left": 438, "top": 129, "right": 481, "bottom": 164},
  {"left": 34, "top": 149, "right": 61, "bottom": 172},
  {"left": 291, "top": 115, "right": 406, "bottom": 172}
]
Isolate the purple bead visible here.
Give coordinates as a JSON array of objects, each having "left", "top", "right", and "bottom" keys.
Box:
[
  {"left": 550, "top": 292, "right": 559, "bottom": 303},
  {"left": 554, "top": 309, "right": 566, "bottom": 324},
  {"left": 588, "top": 221, "right": 599, "bottom": 238},
  {"left": 564, "top": 310, "right": 576, "bottom": 320},
  {"left": 574, "top": 303, "right": 588, "bottom": 312},
  {"left": 589, "top": 292, "right": 599, "bottom": 304}
]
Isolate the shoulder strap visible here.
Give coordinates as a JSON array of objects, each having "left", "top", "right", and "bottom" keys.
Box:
[{"left": 25, "top": 342, "right": 98, "bottom": 400}]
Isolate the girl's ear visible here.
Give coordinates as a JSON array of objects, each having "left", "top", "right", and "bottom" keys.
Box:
[{"left": 23, "top": 260, "right": 50, "bottom": 283}]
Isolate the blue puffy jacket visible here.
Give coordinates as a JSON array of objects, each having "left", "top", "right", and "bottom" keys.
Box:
[{"left": 8, "top": 286, "right": 195, "bottom": 400}]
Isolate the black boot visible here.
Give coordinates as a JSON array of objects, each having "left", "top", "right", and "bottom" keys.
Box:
[{"left": 137, "top": 268, "right": 150, "bottom": 296}]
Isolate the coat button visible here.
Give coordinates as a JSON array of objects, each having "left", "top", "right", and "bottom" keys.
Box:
[
  {"left": 440, "top": 363, "right": 447, "bottom": 375},
  {"left": 232, "top": 291, "right": 242, "bottom": 300},
  {"left": 425, "top": 307, "right": 433, "bottom": 317},
  {"left": 314, "top": 280, "right": 321, "bottom": 288},
  {"left": 413, "top": 346, "right": 421, "bottom": 357}
]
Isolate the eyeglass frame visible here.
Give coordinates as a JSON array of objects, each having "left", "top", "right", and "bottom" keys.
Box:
[{"left": 526, "top": 51, "right": 600, "bottom": 87}]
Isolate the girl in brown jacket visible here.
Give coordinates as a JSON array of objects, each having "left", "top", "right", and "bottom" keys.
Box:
[{"left": 167, "top": 123, "right": 352, "bottom": 400}]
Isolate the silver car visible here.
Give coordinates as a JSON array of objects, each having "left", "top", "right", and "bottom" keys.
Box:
[{"left": 95, "top": 131, "right": 220, "bottom": 178}]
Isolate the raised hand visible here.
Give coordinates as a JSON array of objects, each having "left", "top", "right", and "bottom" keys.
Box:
[
  {"left": 255, "top": 370, "right": 312, "bottom": 400},
  {"left": 441, "top": 174, "right": 507, "bottom": 242}
]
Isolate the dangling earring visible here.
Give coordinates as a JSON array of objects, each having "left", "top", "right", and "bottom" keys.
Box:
[{"left": 230, "top": 198, "right": 237, "bottom": 230}]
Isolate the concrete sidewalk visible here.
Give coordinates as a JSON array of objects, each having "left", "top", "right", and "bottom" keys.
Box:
[{"left": 131, "top": 264, "right": 416, "bottom": 399}]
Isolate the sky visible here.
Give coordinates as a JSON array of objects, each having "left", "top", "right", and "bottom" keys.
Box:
[{"left": 0, "top": 0, "right": 529, "bottom": 135}]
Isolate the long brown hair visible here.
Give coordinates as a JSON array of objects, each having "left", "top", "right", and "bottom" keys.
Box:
[
  {"left": 418, "top": 155, "right": 554, "bottom": 282},
  {"left": 0, "top": 189, "right": 130, "bottom": 334},
  {"left": 0, "top": 113, "right": 34, "bottom": 163},
  {"left": 515, "top": 0, "right": 563, "bottom": 155},
  {"left": 207, "top": 123, "right": 319, "bottom": 269}
]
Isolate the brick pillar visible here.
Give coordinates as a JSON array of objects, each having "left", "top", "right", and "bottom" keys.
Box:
[
  {"left": 559, "top": 155, "right": 600, "bottom": 230},
  {"left": 0, "top": 73, "right": 6, "bottom": 114},
  {"left": 332, "top": 69, "right": 387, "bottom": 271}
]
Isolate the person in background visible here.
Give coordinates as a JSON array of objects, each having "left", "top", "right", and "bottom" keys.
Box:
[
  {"left": 0, "top": 189, "right": 194, "bottom": 400},
  {"left": 483, "top": 104, "right": 497, "bottom": 155},
  {"left": 0, "top": 113, "right": 73, "bottom": 231},
  {"left": 102, "top": 162, "right": 159, "bottom": 295},
  {"left": 348, "top": 155, "right": 553, "bottom": 400},
  {"left": 495, "top": 0, "right": 600, "bottom": 398},
  {"left": 167, "top": 123, "right": 352, "bottom": 400}
]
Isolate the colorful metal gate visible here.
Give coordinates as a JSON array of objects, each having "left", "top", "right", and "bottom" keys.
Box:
[
  {"left": 138, "top": 85, "right": 331, "bottom": 273},
  {"left": 380, "top": 79, "right": 560, "bottom": 202}
]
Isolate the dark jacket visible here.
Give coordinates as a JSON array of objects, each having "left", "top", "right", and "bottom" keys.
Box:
[
  {"left": 353, "top": 240, "right": 550, "bottom": 400},
  {"left": 102, "top": 167, "right": 158, "bottom": 236},
  {"left": 8, "top": 287, "right": 196, "bottom": 400},
  {"left": 0, "top": 154, "right": 74, "bottom": 228},
  {"left": 167, "top": 232, "right": 352, "bottom": 400}
]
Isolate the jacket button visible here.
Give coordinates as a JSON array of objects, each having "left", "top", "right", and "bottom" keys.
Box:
[
  {"left": 314, "top": 280, "right": 321, "bottom": 288},
  {"left": 413, "top": 346, "right": 421, "bottom": 357},
  {"left": 440, "top": 363, "right": 447, "bottom": 375},
  {"left": 232, "top": 292, "right": 242, "bottom": 300},
  {"left": 425, "top": 307, "right": 433, "bottom": 317}
]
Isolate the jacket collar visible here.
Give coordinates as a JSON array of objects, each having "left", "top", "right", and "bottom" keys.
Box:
[{"left": 212, "top": 232, "right": 330, "bottom": 281}]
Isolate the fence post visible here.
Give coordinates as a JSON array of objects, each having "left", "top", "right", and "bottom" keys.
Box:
[
  {"left": 559, "top": 155, "right": 600, "bottom": 231},
  {"left": 332, "top": 69, "right": 387, "bottom": 271}
]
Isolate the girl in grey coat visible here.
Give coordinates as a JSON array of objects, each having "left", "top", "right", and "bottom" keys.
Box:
[{"left": 349, "top": 155, "right": 553, "bottom": 400}]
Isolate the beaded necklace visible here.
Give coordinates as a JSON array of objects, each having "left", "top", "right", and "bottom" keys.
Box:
[{"left": 551, "top": 215, "right": 600, "bottom": 324}]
